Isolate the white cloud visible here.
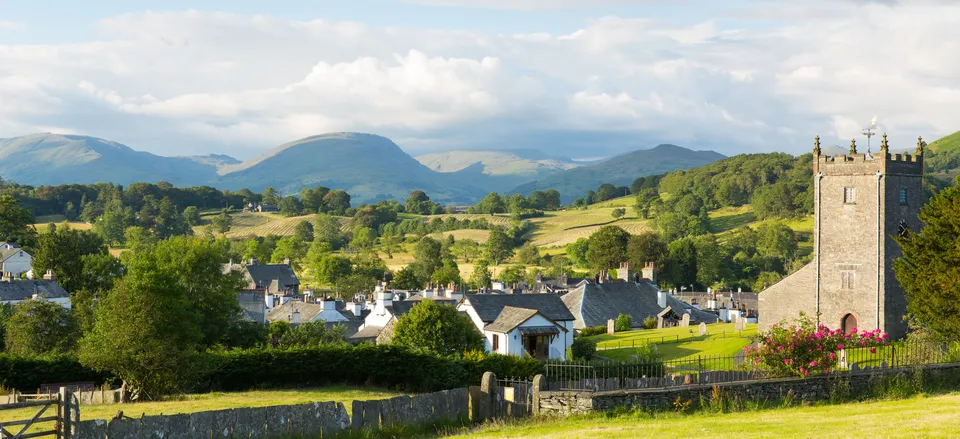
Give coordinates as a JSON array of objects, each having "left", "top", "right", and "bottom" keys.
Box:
[
  {"left": 0, "top": 2, "right": 958, "bottom": 158},
  {"left": 0, "top": 21, "right": 26, "bottom": 31},
  {"left": 401, "top": 0, "right": 644, "bottom": 11}
]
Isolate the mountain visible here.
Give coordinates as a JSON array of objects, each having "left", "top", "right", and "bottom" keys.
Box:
[
  {"left": 181, "top": 154, "right": 241, "bottom": 169},
  {"left": 415, "top": 149, "right": 580, "bottom": 191},
  {"left": 0, "top": 133, "right": 218, "bottom": 187},
  {"left": 512, "top": 144, "right": 726, "bottom": 202},
  {"left": 213, "top": 133, "right": 486, "bottom": 203}
]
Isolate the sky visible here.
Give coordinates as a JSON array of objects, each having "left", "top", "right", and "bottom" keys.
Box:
[{"left": 1, "top": 0, "right": 958, "bottom": 160}]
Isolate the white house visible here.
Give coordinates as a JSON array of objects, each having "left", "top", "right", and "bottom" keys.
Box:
[
  {"left": 0, "top": 276, "right": 72, "bottom": 309},
  {"left": 351, "top": 282, "right": 459, "bottom": 344},
  {"left": 458, "top": 293, "right": 575, "bottom": 360},
  {"left": 266, "top": 297, "right": 367, "bottom": 336},
  {"left": 0, "top": 242, "right": 32, "bottom": 278}
]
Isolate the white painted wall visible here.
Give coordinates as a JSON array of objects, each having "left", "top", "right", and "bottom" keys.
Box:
[{"left": 1, "top": 250, "right": 32, "bottom": 277}]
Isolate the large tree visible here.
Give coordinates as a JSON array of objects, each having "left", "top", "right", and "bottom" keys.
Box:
[
  {"left": 31, "top": 224, "right": 108, "bottom": 293},
  {"left": 586, "top": 225, "right": 630, "bottom": 274},
  {"left": 894, "top": 181, "right": 960, "bottom": 338},
  {"left": 391, "top": 299, "right": 483, "bottom": 356},
  {"left": 0, "top": 195, "right": 36, "bottom": 246},
  {"left": 79, "top": 236, "right": 245, "bottom": 398},
  {"left": 626, "top": 232, "right": 668, "bottom": 270},
  {"left": 4, "top": 300, "right": 79, "bottom": 356},
  {"left": 484, "top": 227, "right": 514, "bottom": 266}
]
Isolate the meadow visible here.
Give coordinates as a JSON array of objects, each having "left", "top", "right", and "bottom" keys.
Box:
[{"left": 583, "top": 323, "right": 758, "bottom": 362}]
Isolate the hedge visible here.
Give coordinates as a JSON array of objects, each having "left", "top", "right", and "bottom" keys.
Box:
[
  {"left": 0, "top": 354, "right": 112, "bottom": 391},
  {"left": 0, "top": 345, "right": 544, "bottom": 394}
]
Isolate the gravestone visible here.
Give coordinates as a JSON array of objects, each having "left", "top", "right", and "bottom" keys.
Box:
[
  {"left": 680, "top": 313, "right": 690, "bottom": 328},
  {"left": 735, "top": 316, "right": 746, "bottom": 331},
  {"left": 698, "top": 322, "right": 707, "bottom": 336},
  {"left": 607, "top": 319, "right": 616, "bottom": 334}
]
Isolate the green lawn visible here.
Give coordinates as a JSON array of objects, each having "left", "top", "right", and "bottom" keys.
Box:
[
  {"left": 0, "top": 386, "right": 403, "bottom": 429},
  {"left": 584, "top": 323, "right": 758, "bottom": 365},
  {"left": 585, "top": 323, "right": 758, "bottom": 349},
  {"left": 452, "top": 392, "right": 960, "bottom": 439}
]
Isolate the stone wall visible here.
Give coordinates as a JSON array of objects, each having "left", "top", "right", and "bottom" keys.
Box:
[
  {"left": 74, "top": 388, "right": 473, "bottom": 439},
  {"left": 534, "top": 364, "right": 960, "bottom": 415}
]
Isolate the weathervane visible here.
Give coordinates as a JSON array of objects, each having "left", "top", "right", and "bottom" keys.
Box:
[{"left": 862, "top": 116, "right": 878, "bottom": 154}]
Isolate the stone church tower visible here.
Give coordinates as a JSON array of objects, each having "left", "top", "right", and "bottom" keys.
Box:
[{"left": 758, "top": 134, "right": 925, "bottom": 339}]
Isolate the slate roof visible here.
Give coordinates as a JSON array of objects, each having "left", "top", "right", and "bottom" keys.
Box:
[
  {"left": 464, "top": 293, "right": 575, "bottom": 323},
  {"left": 0, "top": 280, "right": 69, "bottom": 302},
  {"left": 237, "top": 291, "right": 266, "bottom": 323},
  {"left": 485, "top": 306, "right": 539, "bottom": 333},
  {"left": 664, "top": 294, "right": 719, "bottom": 324},
  {"left": 246, "top": 264, "right": 299, "bottom": 289},
  {"left": 349, "top": 325, "right": 382, "bottom": 341},
  {"left": 562, "top": 280, "right": 664, "bottom": 329},
  {"left": 267, "top": 301, "right": 325, "bottom": 323},
  {"left": 0, "top": 247, "right": 27, "bottom": 263}
]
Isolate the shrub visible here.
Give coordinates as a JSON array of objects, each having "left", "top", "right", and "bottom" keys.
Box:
[
  {"left": 642, "top": 316, "right": 658, "bottom": 330},
  {"left": 614, "top": 313, "right": 633, "bottom": 332},
  {"left": 577, "top": 326, "right": 607, "bottom": 337},
  {"left": 0, "top": 354, "right": 112, "bottom": 390},
  {"left": 568, "top": 338, "right": 597, "bottom": 361},
  {"left": 745, "top": 313, "right": 889, "bottom": 377}
]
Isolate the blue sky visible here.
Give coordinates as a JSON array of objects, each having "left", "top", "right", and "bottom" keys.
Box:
[{"left": 0, "top": 0, "right": 956, "bottom": 159}]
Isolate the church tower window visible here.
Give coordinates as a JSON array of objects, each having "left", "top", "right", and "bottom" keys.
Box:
[
  {"left": 899, "top": 188, "right": 908, "bottom": 205},
  {"left": 844, "top": 187, "right": 856, "bottom": 204}
]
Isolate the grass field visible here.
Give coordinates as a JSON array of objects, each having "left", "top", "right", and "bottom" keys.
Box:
[
  {"left": 32, "top": 215, "right": 93, "bottom": 231},
  {"left": 453, "top": 392, "right": 960, "bottom": 439},
  {"left": 426, "top": 230, "right": 491, "bottom": 243},
  {"left": 585, "top": 323, "right": 759, "bottom": 362},
  {"left": 0, "top": 387, "right": 403, "bottom": 429}
]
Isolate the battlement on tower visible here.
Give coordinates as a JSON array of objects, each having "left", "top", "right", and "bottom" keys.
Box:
[{"left": 812, "top": 134, "right": 924, "bottom": 175}]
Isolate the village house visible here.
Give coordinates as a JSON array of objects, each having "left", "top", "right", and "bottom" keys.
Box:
[
  {"left": 0, "top": 271, "right": 71, "bottom": 308},
  {"left": 0, "top": 242, "right": 32, "bottom": 279},
  {"left": 561, "top": 263, "right": 718, "bottom": 330},
  {"left": 266, "top": 297, "right": 368, "bottom": 336},
  {"left": 351, "top": 282, "right": 459, "bottom": 344},
  {"left": 458, "top": 293, "right": 574, "bottom": 360},
  {"left": 225, "top": 257, "right": 300, "bottom": 311}
]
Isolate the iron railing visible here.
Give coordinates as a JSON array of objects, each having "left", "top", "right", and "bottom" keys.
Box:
[{"left": 547, "top": 339, "right": 960, "bottom": 392}]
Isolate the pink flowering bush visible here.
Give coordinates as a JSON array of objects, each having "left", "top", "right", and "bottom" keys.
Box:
[{"left": 745, "top": 313, "right": 889, "bottom": 377}]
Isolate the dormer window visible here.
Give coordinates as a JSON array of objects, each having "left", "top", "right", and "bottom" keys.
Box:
[{"left": 844, "top": 187, "right": 856, "bottom": 204}]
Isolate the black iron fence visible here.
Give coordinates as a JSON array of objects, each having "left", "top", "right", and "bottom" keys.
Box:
[
  {"left": 495, "top": 377, "right": 534, "bottom": 415},
  {"left": 546, "top": 339, "right": 960, "bottom": 392}
]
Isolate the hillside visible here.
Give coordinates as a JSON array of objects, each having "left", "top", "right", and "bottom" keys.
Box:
[
  {"left": 0, "top": 133, "right": 218, "bottom": 187},
  {"left": 181, "top": 154, "right": 241, "bottom": 169},
  {"left": 512, "top": 144, "right": 726, "bottom": 202},
  {"left": 213, "top": 133, "right": 487, "bottom": 204},
  {"left": 415, "top": 150, "right": 579, "bottom": 190}
]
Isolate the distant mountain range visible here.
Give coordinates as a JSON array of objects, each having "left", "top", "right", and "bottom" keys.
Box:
[
  {"left": 512, "top": 145, "right": 727, "bottom": 202},
  {"left": 0, "top": 132, "right": 726, "bottom": 204}
]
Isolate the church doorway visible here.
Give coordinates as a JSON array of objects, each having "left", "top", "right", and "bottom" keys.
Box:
[{"left": 841, "top": 313, "right": 858, "bottom": 334}]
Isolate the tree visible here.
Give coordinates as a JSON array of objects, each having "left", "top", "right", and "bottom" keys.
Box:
[
  {"left": 568, "top": 337, "right": 597, "bottom": 361},
  {"left": 79, "top": 236, "right": 245, "bottom": 399},
  {"left": 756, "top": 221, "right": 798, "bottom": 262},
  {"left": 413, "top": 237, "right": 445, "bottom": 278},
  {"left": 271, "top": 237, "right": 307, "bottom": 269},
  {"left": 211, "top": 209, "right": 232, "bottom": 233},
  {"left": 262, "top": 187, "right": 280, "bottom": 205},
  {"left": 31, "top": 224, "right": 108, "bottom": 293},
  {"left": 183, "top": 206, "right": 202, "bottom": 227},
  {"left": 476, "top": 192, "right": 506, "bottom": 214},
  {"left": 300, "top": 186, "right": 330, "bottom": 213},
  {"left": 431, "top": 260, "right": 463, "bottom": 287},
  {"left": 314, "top": 214, "right": 344, "bottom": 249},
  {"left": 894, "top": 181, "right": 960, "bottom": 338},
  {"left": 4, "top": 300, "right": 79, "bottom": 355},
  {"left": 450, "top": 239, "right": 481, "bottom": 263},
  {"left": 485, "top": 227, "right": 514, "bottom": 265},
  {"left": 351, "top": 227, "right": 377, "bottom": 249},
  {"left": 278, "top": 196, "right": 301, "bottom": 217},
  {"left": 391, "top": 299, "right": 483, "bottom": 356},
  {"left": 284, "top": 221, "right": 311, "bottom": 245},
  {"left": 95, "top": 196, "right": 134, "bottom": 245},
  {"left": 626, "top": 232, "right": 668, "bottom": 271},
  {"left": 663, "top": 238, "right": 697, "bottom": 290},
  {"left": 72, "top": 253, "right": 125, "bottom": 332},
  {"left": 499, "top": 264, "right": 527, "bottom": 286},
  {"left": 517, "top": 245, "right": 541, "bottom": 266},
  {"left": 313, "top": 255, "right": 353, "bottom": 286},
  {"left": 586, "top": 226, "right": 630, "bottom": 274},
  {"left": 222, "top": 321, "right": 268, "bottom": 349},
  {"left": 566, "top": 238, "right": 590, "bottom": 269},
  {"left": 405, "top": 190, "right": 432, "bottom": 215},
  {"left": 278, "top": 321, "right": 348, "bottom": 348},
  {"left": 693, "top": 235, "right": 723, "bottom": 289},
  {"left": 469, "top": 259, "right": 493, "bottom": 289},
  {"left": 392, "top": 266, "right": 425, "bottom": 290},
  {"left": 614, "top": 313, "right": 632, "bottom": 332},
  {"left": 611, "top": 208, "right": 626, "bottom": 220},
  {"left": 323, "top": 190, "right": 351, "bottom": 216},
  {"left": 153, "top": 197, "right": 191, "bottom": 239}
]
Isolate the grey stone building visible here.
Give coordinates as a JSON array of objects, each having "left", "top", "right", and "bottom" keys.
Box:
[{"left": 759, "top": 134, "right": 924, "bottom": 339}]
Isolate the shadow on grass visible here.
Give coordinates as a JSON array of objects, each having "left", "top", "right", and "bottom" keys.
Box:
[{"left": 707, "top": 211, "right": 757, "bottom": 233}]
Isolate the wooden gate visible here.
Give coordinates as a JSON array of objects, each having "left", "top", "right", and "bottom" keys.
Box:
[{"left": 0, "top": 388, "right": 75, "bottom": 439}]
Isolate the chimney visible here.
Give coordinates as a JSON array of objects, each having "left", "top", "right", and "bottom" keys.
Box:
[
  {"left": 264, "top": 291, "right": 275, "bottom": 309},
  {"left": 445, "top": 283, "right": 455, "bottom": 297},
  {"left": 376, "top": 289, "right": 394, "bottom": 308},
  {"left": 320, "top": 296, "right": 336, "bottom": 311},
  {"left": 535, "top": 272, "right": 542, "bottom": 283},
  {"left": 43, "top": 270, "right": 56, "bottom": 281},
  {"left": 2, "top": 272, "right": 12, "bottom": 282},
  {"left": 283, "top": 258, "right": 291, "bottom": 266},
  {"left": 642, "top": 262, "right": 656, "bottom": 284},
  {"left": 449, "top": 288, "right": 464, "bottom": 301},
  {"left": 616, "top": 262, "right": 632, "bottom": 283},
  {"left": 346, "top": 301, "right": 363, "bottom": 317},
  {"left": 293, "top": 310, "right": 301, "bottom": 324},
  {"left": 424, "top": 287, "right": 435, "bottom": 299},
  {"left": 561, "top": 272, "right": 568, "bottom": 286},
  {"left": 249, "top": 257, "right": 258, "bottom": 265},
  {"left": 657, "top": 291, "right": 668, "bottom": 309}
]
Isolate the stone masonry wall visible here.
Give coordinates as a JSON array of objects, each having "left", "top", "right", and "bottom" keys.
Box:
[
  {"left": 548, "top": 363, "right": 960, "bottom": 413},
  {"left": 74, "top": 388, "right": 472, "bottom": 439}
]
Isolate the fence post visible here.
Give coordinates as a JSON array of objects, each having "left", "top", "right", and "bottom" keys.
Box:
[
  {"left": 58, "top": 387, "right": 71, "bottom": 439},
  {"left": 532, "top": 374, "right": 545, "bottom": 416},
  {"left": 890, "top": 345, "right": 896, "bottom": 368}
]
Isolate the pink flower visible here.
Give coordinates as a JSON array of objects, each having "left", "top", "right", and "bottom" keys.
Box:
[
  {"left": 828, "top": 352, "right": 836, "bottom": 359},
  {"left": 809, "top": 361, "right": 818, "bottom": 367},
  {"left": 838, "top": 344, "right": 844, "bottom": 350},
  {"left": 870, "top": 347, "right": 877, "bottom": 354}
]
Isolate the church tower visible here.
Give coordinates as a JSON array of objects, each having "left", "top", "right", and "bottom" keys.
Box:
[{"left": 759, "top": 134, "right": 924, "bottom": 339}]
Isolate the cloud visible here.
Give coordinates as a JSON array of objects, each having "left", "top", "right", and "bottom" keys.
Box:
[
  {"left": 0, "top": 20, "right": 26, "bottom": 31},
  {"left": 401, "top": 0, "right": 643, "bottom": 11},
  {"left": 0, "top": 2, "right": 958, "bottom": 159}
]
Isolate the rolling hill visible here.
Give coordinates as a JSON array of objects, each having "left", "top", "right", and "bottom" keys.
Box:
[
  {"left": 213, "top": 133, "right": 487, "bottom": 203},
  {"left": 416, "top": 149, "right": 580, "bottom": 191},
  {"left": 0, "top": 133, "right": 219, "bottom": 187},
  {"left": 512, "top": 144, "right": 726, "bottom": 202}
]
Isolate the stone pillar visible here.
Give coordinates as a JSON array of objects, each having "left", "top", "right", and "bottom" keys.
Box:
[
  {"left": 532, "top": 375, "right": 545, "bottom": 416},
  {"left": 479, "top": 372, "right": 497, "bottom": 421},
  {"left": 607, "top": 319, "right": 616, "bottom": 335}
]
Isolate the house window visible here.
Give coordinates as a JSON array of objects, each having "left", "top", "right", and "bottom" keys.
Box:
[
  {"left": 844, "top": 187, "right": 856, "bottom": 204},
  {"left": 899, "top": 188, "right": 908, "bottom": 205},
  {"left": 522, "top": 335, "right": 550, "bottom": 359},
  {"left": 492, "top": 334, "right": 499, "bottom": 352}
]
